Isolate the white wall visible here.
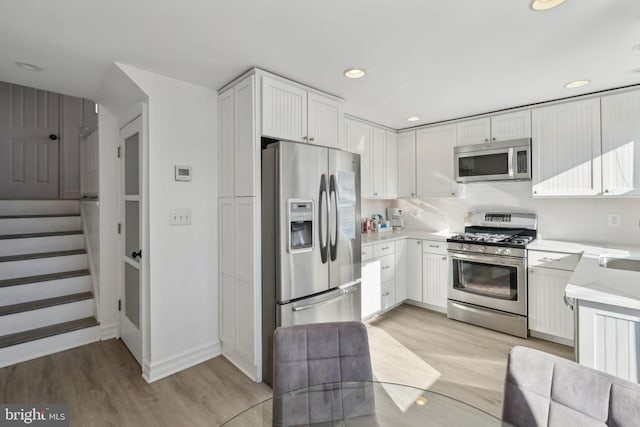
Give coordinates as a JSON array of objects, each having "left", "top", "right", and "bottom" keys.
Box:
[
  {"left": 397, "top": 181, "right": 640, "bottom": 246},
  {"left": 60, "top": 95, "right": 82, "bottom": 199},
  {"left": 117, "top": 64, "right": 219, "bottom": 381}
]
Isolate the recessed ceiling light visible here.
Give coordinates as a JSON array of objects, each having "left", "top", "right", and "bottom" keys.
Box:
[
  {"left": 415, "top": 397, "right": 428, "bottom": 406},
  {"left": 529, "top": 0, "right": 567, "bottom": 11},
  {"left": 15, "top": 62, "right": 41, "bottom": 71},
  {"left": 407, "top": 116, "right": 421, "bottom": 122},
  {"left": 344, "top": 68, "right": 366, "bottom": 79},
  {"left": 565, "top": 80, "right": 590, "bottom": 89}
]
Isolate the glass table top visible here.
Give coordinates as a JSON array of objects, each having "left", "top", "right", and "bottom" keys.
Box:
[{"left": 222, "top": 381, "right": 510, "bottom": 426}]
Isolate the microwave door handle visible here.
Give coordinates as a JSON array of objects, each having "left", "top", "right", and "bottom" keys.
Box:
[
  {"left": 508, "top": 147, "right": 515, "bottom": 177},
  {"left": 329, "top": 174, "right": 338, "bottom": 262}
]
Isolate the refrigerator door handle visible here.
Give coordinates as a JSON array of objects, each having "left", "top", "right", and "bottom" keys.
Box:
[
  {"left": 319, "top": 174, "right": 329, "bottom": 264},
  {"left": 329, "top": 174, "right": 339, "bottom": 261}
]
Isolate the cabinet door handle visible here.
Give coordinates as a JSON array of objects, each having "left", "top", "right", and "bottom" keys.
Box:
[
  {"left": 442, "top": 256, "right": 447, "bottom": 261},
  {"left": 539, "top": 257, "right": 556, "bottom": 262},
  {"left": 382, "top": 246, "right": 390, "bottom": 250},
  {"left": 492, "top": 137, "right": 496, "bottom": 141},
  {"left": 309, "top": 137, "right": 315, "bottom": 142},
  {"left": 417, "top": 241, "right": 421, "bottom": 245},
  {"left": 382, "top": 266, "right": 390, "bottom": 270},
  {"left": 411, "top": 192, "right": 415, "bottom": 196},
  {"left": 484, "top": 138, "right": 489, "bottom": 142},
  {"left": 382, "top": 292, "right": 390, "bottom": 297},
  {"left": 302, "top": 136, "right": 308, "bottom": 141},
  {"left": 429, "top": 244, "right": 439, "bottom": 248}
]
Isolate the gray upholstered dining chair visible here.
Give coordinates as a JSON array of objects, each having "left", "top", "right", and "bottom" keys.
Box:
[
  {"left": 272, "top": 321, "right": 375, "bottom": 426},
  {"left": 503, "top": 346, "right": 640, "bottom": 427}
]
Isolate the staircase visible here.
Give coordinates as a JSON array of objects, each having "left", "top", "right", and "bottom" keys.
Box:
[{"left": 0, "top": 200, "right": 100, "bottom": 368}]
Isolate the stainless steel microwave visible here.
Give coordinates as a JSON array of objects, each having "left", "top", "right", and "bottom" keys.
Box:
[{"left": 454, "top": 138, "right": 531, "bottom": 183}]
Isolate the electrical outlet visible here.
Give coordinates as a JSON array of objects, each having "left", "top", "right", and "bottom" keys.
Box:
[
  {"left": 608, "top": 213, "right": 621, "bottom": 227},
  {"left": 170, "top": 209, "right": 192, "bottom": 225}
]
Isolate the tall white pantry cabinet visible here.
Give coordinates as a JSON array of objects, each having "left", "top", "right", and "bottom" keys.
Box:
[{"left": 217, "top": 69, "right": 346, "bottom": 382}]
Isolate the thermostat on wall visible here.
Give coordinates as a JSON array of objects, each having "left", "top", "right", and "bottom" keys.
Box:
[{"left": 175, "top": 166, "right": 192, "bottom": 181}]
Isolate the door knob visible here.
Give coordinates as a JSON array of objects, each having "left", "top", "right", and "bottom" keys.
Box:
[
  {"left": 49, "top": 134, "right": 58, "bottom": 141},
  {"left": 131, "top": 249, "right": 142, "bottom": 259}
]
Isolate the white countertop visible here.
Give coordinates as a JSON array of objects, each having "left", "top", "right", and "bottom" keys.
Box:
[
  {"left": 531, "top": 239, "right": 640, "bottom": 310},
  {"left": 361, "top": 230, "right": 456, "bottom": 246}
]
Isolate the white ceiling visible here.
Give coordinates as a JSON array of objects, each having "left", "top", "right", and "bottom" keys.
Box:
[{"left": 1, "top": 0, "right": 639, "bottom": 129}]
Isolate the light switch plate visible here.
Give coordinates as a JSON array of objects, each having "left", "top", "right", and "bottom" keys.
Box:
[{"left": 170, "top": 209, "right": 192, "bottom": 225}]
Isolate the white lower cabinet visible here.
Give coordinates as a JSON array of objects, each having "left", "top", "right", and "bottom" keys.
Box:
[
  {"left": 218, "top": 197, "right": 258, "bottom": 378},
  {"left": 407, "top": 239, "right": 423, "bottom": 301},
  {"left": 528, "top": 266, "right": 574, "bottom": 343},
  {"left": 422, "top": 240, "right": 448, "bottom": 310},
  {"left": 527, "top": 249, "right": 578, "bottom": 345},
  {"left": 395, "top": 239, "right": 408, "bottom": 302},
  {"left": 361, "top": 259, "right": 381, "bottom": 319},
  {"left": 578, "top": 300, "right": 640, "bottom": 383}
]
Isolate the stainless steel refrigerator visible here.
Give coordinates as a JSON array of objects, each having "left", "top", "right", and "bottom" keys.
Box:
[{"left": 261, "top": 140, "right": 362, "bottom": 385}]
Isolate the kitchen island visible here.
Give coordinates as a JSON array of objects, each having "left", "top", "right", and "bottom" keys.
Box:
[{"left": 531, "top": 239, "right": 640, "bottom": 383}]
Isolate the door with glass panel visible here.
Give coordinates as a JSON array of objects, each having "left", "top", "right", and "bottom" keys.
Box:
[{"left": 120, "top": 117, "right": 142, "bottom": 364}]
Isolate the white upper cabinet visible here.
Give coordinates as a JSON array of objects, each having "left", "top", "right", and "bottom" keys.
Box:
[
  {"left": 601, "top": 90, "right": 640, "bottom": 196},
  {"left": 347, "top": 118, "right": 397, "bottom": 199},
  {"left": 307, "top": 92, "right": 343, "bottom": 149},
  {"left": 397, "top": 131, "right": 416, "bottom": 197},
  {"left": 261, "top": 76, "right": 343, "bottom": 148},
  {"left": 347, "top": 119, "right": 373, "bottom": 198},
  {"left": 372, "top": 127, "right": 386, "bottom": 198},
  {"left": 456, "top": 110, "right": 531, "bottom": 146},
  {"left": 491, "top": 110, "right": 531, "bottom": 141},
  {"left": 234, "top": 76, "right": 257, "bottom": 197},
  {"left": 261, "top": 76, "right": 307, "bottom": 143},
  {"left": 218, "top": 75, "right": 257, "bottom": 197},
  {"left": 532, "top": 99, "right": 602, "bottom": 196},
  {"left": 218, "top": 89, "right": 235, "bottom": 197},
  {"left": 416, "top": 125, "right": 457, "bottom": 198},
  {"left": 385, "top": 131, "right": 398, "bottom": 198},
  {"left": 456, "top": 118, "right": 491, "bottom": 146}
]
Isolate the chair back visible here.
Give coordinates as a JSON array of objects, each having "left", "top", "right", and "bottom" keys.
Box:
[
  {"left": 273, "top": 321, "right": 374, "bottom": 425},
  {"left": 503, "top": 346, "right": 640, "bottom": 427}
]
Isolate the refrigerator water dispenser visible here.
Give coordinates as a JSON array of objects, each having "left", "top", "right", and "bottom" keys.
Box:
[{"left": 289, "top": 200, "right": 313, "bottom": 251}]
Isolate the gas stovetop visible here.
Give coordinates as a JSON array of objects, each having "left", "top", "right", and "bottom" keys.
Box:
[
  {"left": 447, "top": 231, "right": 535, "bottom": 247},
  {"left": 446, "top": 212, "right": 538, "bottom": 254}
]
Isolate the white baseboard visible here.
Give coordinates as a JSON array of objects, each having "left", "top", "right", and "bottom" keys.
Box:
[
  {"left": 221, "top": 345, "right": 259, "bottom": 382},
  {"left": 142, "top": 340, "right": 222, "bottom": 383},
  {"left": 100, "top": 323, "right": 118, "bottom": 340},
  {"left": 529, "top": 330, "right": 574, "bottom": 347},
  {"left": 404, "top": 299, "right": 447, "bottom": 314}
]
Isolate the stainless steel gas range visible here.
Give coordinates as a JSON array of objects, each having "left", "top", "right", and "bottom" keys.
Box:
[{"left": 446, "top": 212, "right": 537, "bottom": 338}]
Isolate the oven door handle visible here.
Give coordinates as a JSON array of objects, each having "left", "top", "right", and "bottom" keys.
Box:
[{"left": 448, "top": 250, "right": 525, "bottom": 267}]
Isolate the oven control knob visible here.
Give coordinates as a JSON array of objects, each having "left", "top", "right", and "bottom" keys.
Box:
[
  {"left": 456, "top": 244, "right": 463, "bottom": 250},
  {"left": 462, "top": 244, "right": 470, "bottom": 251},
  {"left": 504, "top": 248, "right": 511, "bottom": 255},
  {"left": 495, "top": 247, "right": 503, "bottom": 254},
  {"left": 478, "top": 246, "right": 486, "bottom": 253}
]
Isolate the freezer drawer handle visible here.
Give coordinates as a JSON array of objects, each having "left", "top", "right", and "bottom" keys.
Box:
[{"left": 292, "top": 290, "right": 352, "bottom": 312}]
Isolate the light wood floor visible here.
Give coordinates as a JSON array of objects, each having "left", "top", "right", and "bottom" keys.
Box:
[
  {"left": 367, "top": 304, "right": 574, "bottom": 418},
  {"left": 0, "top": 304, "right": 573, "bottom": 425}
]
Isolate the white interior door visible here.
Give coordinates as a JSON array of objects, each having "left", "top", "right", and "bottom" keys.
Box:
[
  {"left": 0, "top": 82, "right": 60, "bottom": 199},
  {"left": 120, "top": 117, "right": 142, "bottom": 364}
]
